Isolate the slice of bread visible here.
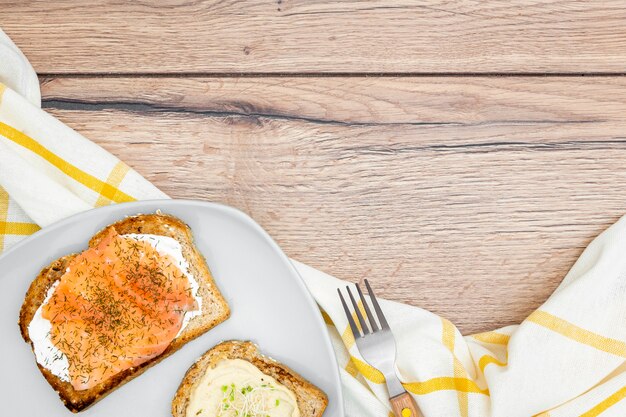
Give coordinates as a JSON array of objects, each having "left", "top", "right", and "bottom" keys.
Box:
[
  {"left": 172, "top": 340, "right": 328, "bottom": 417},
  {"left": 18, "top": 213, "right": 230, "bottom": 413}
]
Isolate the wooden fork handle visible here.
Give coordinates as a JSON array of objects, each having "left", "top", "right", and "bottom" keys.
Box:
[{"left": 390, "top": 392, "right": 421, "bottom": 417}]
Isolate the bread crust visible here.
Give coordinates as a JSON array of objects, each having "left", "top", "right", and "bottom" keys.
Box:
[
  {"left": 18, "top": 213, "right": 230, "bottom": 413},
  {"left": 172, "top": 341, "right": 328, "bottom": 417}
]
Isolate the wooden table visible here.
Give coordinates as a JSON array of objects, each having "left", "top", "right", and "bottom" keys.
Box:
[{"left": 4, "top": 1, "right": 626, "bottom": 334}]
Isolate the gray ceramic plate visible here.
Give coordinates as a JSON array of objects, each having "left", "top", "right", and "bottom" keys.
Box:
[{"left": 0, "top": 200, "right": 343, "bottom": 416}]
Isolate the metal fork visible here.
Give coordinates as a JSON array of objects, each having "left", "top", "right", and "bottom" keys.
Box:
[{"left": 338, "top": 279, "right": 420, "bottom": 417}]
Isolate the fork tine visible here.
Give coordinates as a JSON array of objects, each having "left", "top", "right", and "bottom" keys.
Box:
[
  {"left": 347, "top": 285, "right": 370, "bottom": 335},
  {"left": 356, "top": 282, "right": 379, "bottom": 332},
  {"left": 338, "top": 288, "right": 362, "bottom": 338},
  {"left": 364, "top": 279, "right": 389, "bottom": 329}
]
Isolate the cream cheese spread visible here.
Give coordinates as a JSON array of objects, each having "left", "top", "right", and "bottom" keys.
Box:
[{"left": 186, "top": 359, "right": 300, "bottom": 417}]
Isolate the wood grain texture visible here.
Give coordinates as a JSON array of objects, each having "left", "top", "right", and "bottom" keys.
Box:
[
  {"left": 3, "top": 0, "right": 626, "bottom": 74},
  {"left": 39, "top": 76, "right": 626, "bottom": 334},
  {"left": 391, "top": 392, "right": 421, "bottom": 417}
]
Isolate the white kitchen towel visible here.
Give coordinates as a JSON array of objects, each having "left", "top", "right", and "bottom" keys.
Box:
[{"left": 2, "top": 28, "right": 626, "bottom": 417}]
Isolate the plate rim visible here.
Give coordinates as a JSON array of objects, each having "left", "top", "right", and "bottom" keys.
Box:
[{"left": 0, "top": 199, "right": 344, "bottom": 416}]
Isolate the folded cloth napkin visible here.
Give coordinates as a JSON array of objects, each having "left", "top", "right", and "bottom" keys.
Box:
[{"left": 2, "top": 28, "right": 626, "bottom": 417}]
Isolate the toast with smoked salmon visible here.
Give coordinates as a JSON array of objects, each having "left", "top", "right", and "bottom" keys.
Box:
[
  {"left": 18, "top": 213, "right": 230, "bottom": 413},
  {"left": 172, "top": 341, "right": 328, "bottom": 417}
]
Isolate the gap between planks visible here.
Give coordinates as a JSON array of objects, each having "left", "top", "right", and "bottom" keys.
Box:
[{"left": 39, "top": 73, "right": 626, "bottom": 78}]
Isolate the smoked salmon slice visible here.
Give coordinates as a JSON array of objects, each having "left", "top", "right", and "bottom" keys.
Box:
[{"left": 42, "top": 229, "right": 198, "bottom": 391}]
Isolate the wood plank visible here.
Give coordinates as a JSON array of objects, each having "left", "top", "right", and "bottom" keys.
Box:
[
  {"left": 5, "top": 1, "right": 626, "bottom": 74},
  {"left": 40, "top": 76, "right": 626, "bottom": 333}
]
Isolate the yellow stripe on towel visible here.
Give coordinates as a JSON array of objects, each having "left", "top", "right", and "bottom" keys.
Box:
[
  {"left": 580, "top": 386, "right": 626, "bottom": 417},
  {"left": 321, "top": 310, "right": 334, "bottom": 326},
  {"left": 442, "top": 318, "right": 469, "bottom": 416},
  {"left": 1, "top": 221, "right": 40, "bottom": 235},
  {"left": 527, "top": 310, "right": 626, "bottom": 357},
  {"left": 0, "top": 83, "right": 6, "bottom": 106},
  {"left": 95, "top": 161, "right": 131, "bottom": 207},
  {"left": 345, "top": 359, "right": 359, "bottom": 378},
  {"left": 0, "top": 187, "right": 9, "bottom": 252},
  {"left": 478, "top": 355, "right": 506, "bottom": 373},
  {"left": 0, "top": 122, "right": 136, "bottom": 204},
  {"left": 351, "top": 355, "right": 386, "bottom": 384},
  {"left": 350, "top": 352, "right": 490, "bottom": 396},
  {"left": 472, "top": 331, "right": 510, "bottom": 346}
]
